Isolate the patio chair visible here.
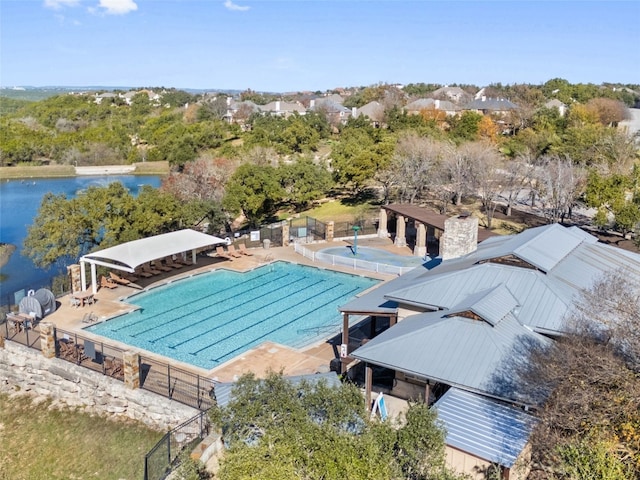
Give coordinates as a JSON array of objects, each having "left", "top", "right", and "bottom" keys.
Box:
[
  {"left": 164, "top": 256, "right": 183, "bottom": 269},
  {"left": 215, "top": 246, "right": 234, "bottom": 261},
  {"left": 175, "top": 255, "right": 193, "bottom": 266},
  {"left": 141, "top": 263, "right": 161, "bottom": 275},
  {"left": 135, "top": 266, "right": 153, "bottom": 278},
  {"left": 226, "top": 245, "right": 243, "bottom": 258},
  {"left": 152, "top": 261, "right": 172, "bottom": 272},
  {"left": 238, "top": 243, "right": 254, "bottom": 256},
  {"left": 69, "top": 295, "right": 81, "bottom": 308},
  {"left": 100, "top": 276, "right": 117, "bottom": 289},
  {"left": 82, "top": 312, "right": 98, "bottom": 324},
  {"left": 109, "top": 272, "right": 132, "bottom": 286}
]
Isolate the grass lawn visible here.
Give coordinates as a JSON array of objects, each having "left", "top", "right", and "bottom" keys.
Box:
[
  {"left": 0, "top": 393, "right": 164, "bottom": 480},
  {"left": 294, "top": 198, "right": 379, "bottom": 223}
]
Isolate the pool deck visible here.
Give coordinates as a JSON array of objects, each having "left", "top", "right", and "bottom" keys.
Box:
[{"left": 41, "top": 238, "right": 411, "bottom": 382}]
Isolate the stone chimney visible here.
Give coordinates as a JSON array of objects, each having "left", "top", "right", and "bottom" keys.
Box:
[{"left": 440, "top": 213, "right": 478, "bottom": 260}]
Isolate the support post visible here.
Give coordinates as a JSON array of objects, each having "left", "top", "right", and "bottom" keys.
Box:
[
  {"left": 365, "top": 363, "right": 373, "bottom": 411},
  {"left": 123, "top": 350, "right": 141, "bottom": 389}
]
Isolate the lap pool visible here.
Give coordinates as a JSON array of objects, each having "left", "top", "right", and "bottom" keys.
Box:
[{"left": 86, "top": 262, "right": 379, "bottom": 370}]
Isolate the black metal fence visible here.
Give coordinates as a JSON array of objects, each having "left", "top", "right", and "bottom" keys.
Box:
[
  {"left": 143, "top": 409, "right": 211, "bottom": 480},
  {"left": 139, "top": 354, "right": 215, "bottom": 411},
  {"left": 289, "top": 216, "right": 327, "bottom": 242},
  {"left": 333, "top": 218, "right": 378, "bottom": 238},
  {"left": 55, "top": 327, "right": 126, "bottom": 380},
  {"left": 1, "top": 316, "right": 41, "bottom": 351}
]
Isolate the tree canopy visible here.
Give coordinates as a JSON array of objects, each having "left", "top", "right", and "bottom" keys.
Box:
[{"left": 210, "top": 372, "right": 464, "bottom": 480}]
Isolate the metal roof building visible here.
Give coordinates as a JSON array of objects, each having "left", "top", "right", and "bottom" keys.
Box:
[{"left": 435, "top": 388, "right": 537, "bottom": 470}]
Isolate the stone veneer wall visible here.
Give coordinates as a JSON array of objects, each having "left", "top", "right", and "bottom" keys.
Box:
[
  {"left": 440, "top": 215, "right": 479, "bottom": 260},
  {"left": 0, "top": 340, "right": 199, "bottom": 430}
]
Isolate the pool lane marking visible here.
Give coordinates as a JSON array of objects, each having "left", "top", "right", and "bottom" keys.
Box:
[
  {"left": 193, "top": 282, "right": 360, "bottom": 358},
  {"left": 171, "top": 278, "right": 327, "bottom": 349},
  {"left": 115, "top": 269, "right": 283, "bottom": 334},
  {"left": 205, "top": 285, "right": 363, "bottom": 364}
]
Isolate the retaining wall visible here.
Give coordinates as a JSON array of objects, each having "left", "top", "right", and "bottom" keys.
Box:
[{"left": 0, "top": 340, "right": 198, "bottom": 430}]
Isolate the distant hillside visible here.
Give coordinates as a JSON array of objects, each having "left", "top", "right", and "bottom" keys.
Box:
[{"left": 0, "top": 86, "right": 242, "bottom": 102}]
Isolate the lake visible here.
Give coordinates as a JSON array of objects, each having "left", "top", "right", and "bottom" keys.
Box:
[{"left": 0, "top": 175, "right": 161, "bottom": 306}]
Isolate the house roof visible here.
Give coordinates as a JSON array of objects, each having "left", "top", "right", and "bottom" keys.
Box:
[
  {"left": 355, "top": 101, "right": 384, "bottom": 121},
  {"left": 80, "top": 229, "right": 226, "bottom": 272},
  {"left": 465, "top": 97, "right": 519, "bottom": 111},
  {"left": 435, "top": 387, "right": 537, "bottom": 468},
  {"left": 351, "top": 306, "right": 550, "bottom": 404}
]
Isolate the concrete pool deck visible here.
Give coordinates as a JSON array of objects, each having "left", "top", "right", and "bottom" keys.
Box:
[{"left": 42, "top": 239, "right": 410, "bottom": 382}]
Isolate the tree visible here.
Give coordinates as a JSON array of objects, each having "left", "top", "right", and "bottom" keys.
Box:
[
  {"left": 331, "top": 122, "right": 395, "bottom": 192},
  {"left": 392, "top": 133, "right": 442, "bottom": 204},
  {"left": 585, "top": 169, "right": 640, "bottom": 236},
  {"left": 534, "top": 155, "right": 584, "bottom": 223},
  {"left": 23, "top": 182, "right": 196, "bottom": 268},
  {"left": 586, "top": 98, "right": 631, "bottom": 127},
  {"left": 279, "top": 157, "right": 332, "bottom": 212},
  {"left": 469, "top": 142, "right": 503, "bottom": 228},
  {"left": 222, "top": 163, "right": 284, "bottom": 227},
  {"left": 210, "top": 372, "right": 464, "bottom": 480},
  {"left": 515, "top": 270, "right": 640, "bottom": 479}
]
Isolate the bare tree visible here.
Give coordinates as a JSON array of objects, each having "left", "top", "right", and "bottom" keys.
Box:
[
  {"left": 470, "top": 142, "right": 503, "bottom": 228},
  {"left": 500, "top": 154, "right": 531, "bottom": 217},
  {"left": 440, "top": 142, "right": 476, "bottom": 206},
  {"left": 535, "top": 155, "right": 585, "bottom": 223},
  {"left": 161, "top": 155, "right": 235, "bottom": 203},
  {"left": 393, "top": 133, "right": 443, "bottom": 204}
]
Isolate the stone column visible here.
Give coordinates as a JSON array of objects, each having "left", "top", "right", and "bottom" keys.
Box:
[
  {"left": 39, "top": 322, "right": 56, "bottom": 359},
  {"left": 123, "top": 350, "right": 140, "bottom": 389},
  {"left": 282, "top": 223, "right": 290, "bottom": 247},
  {"left": 326, "top": 221, "right": 334, "bottom": 242},
  {"left": 414, "top": 222, "right": 427, "bottom": 257},
  {"left": 394, "top": 215, "right": 407, "bottom": 247},
  {"left": 377, "top": 208, "right": 388, "bottom": 238},
  {"left": 67, "top": 264, "right": 82, "bottom": 294}
]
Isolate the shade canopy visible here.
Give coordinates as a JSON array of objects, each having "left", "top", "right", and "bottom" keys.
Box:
[{"left": 80, "top": 229, "right": 226, "bottom": 272}]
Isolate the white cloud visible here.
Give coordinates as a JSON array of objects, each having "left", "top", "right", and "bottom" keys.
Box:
[
  {"left": 224, "top": 0, "right": 249, "bottom": 12},
  {"left": 44, "top": 0, "right": 81, "bottom": 9},
  {"left": 98, "top": 0, "right": 138, "bottom": 15}
]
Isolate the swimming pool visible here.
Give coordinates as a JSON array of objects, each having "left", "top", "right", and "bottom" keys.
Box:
[{"left": 86, "top": 262, "right": 379, "bottom": 370}]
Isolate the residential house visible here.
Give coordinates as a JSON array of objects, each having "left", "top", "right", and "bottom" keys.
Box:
[
  {"left": 431, "top": 86, "right": 472, "bottom": 104},
  {"left": 404, "top": 98, "right": 459, "bottom": 116},
  {"left": 353, "top": 101, "right": 385, "bottom": 127},
  {"left": 309, "top": 98, "right": 352, "bottom": 126},
  {"left": 464, "top": 97, "right": 519, "bottom": 116},
  {"left": 259, "top": 100, "right": 306, "bottom": 117},
  {"left": 544, "top": 99, "right": 568, "bottom": 117}
]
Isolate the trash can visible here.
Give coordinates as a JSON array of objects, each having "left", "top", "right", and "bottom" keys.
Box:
[{"left": 263, "top": 239, "right": 271, "bottom": 249}]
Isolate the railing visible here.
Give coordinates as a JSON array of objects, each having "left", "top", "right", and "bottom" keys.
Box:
[
  {"left": 294, "top": 244, "right": 413, "bottom": 276},
  {"left": 290, "top": 216, "right": 327, "bottom": 242},
  {"left": 139, "top": 355, "right": 215, "bottom": 411},
  {"left": 333, "top": 219, "right": 378, "bottom": 239},
  {"left": 143, "top": 409, "right": 211, "bottom": 480},
  {"left": 1, "top": 317, "right": 41, "bottom": 351},
  {"left": 55, "top": 327, "right": 126, "bottom": 380}
]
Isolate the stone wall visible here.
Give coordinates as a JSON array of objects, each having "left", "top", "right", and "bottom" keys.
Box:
[
  {"left": 0, "top": 341, "right": 199, "bottom": 430},
  {"left": 440, "top": 215, "right": 479, "bottom": 260}
]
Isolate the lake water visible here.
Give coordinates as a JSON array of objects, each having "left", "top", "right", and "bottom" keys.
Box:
[{"left": 0, "top": 175, "right": 161, "bottom": 305}]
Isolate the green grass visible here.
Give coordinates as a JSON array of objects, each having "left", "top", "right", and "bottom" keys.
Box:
[
  {"left": 0, "top": 393, "right": 164, "bottom": 480},
  {"left": 293, "top": 199, "right": 379, "bottom": 223}
]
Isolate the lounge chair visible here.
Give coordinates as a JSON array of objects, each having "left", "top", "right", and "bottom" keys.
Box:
[
  {"left": 82, "top": 312, "right": 98, "bottom": 324},
  {"left": 100, "top": 276, "right": 118, "bottom": 289},
  {"left": 164, "top": 256, "right": 183, "bottom": 269},
  {"left": 175, "top": 254, "right": 193, "bottom": 266},
  {"left": 238, "top": 243, "right": 254, "bottom": 256},
  {"left": 135, "top": 267, "right": 153, "bottom": 278},
  {"left": 152, "top": 261, "right": 172, "bottom": 272},
  {"left": 142, "top": 263, "right": 161, "bottom": 275},
  {"left": 215, "top": 246, "right": 234, "bottom": 261},
  {"left": 109, "top": 272, "right": 132, "bottom": 286},
  {"left": 226, "top": 245, "right": 243, "bottom": 258}
]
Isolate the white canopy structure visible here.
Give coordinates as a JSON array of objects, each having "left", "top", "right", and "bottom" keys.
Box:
[{"left": 80, "top": 229, "right": 226, "bottom": 293}]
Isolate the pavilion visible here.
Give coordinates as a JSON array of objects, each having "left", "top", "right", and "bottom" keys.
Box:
[{"left": 79, "top": 229, "right": 226, "bottom": 294}]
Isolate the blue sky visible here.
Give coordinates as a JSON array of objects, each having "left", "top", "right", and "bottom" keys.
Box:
[{"left": 1, "top": 1, "right": 638, "bottom": 92}]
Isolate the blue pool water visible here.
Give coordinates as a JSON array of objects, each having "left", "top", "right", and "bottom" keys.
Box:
[
  {"left": 318, "top": 246, "right": 426, "bottom": 268},
  {"left": 87, "top": 262, "right": 379, "bottom": 370}
]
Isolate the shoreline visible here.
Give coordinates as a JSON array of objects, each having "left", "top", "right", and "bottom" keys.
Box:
[
  {"left": 0, "top": 161, "right": 169, "bottom": 180},
  {"left": 0, "top": 244, "right": 16, "bottom": 269}
]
